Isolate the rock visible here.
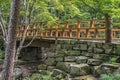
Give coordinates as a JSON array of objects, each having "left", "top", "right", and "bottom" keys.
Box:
[
  {"left": 70, "top": 40, "right": 77, "bottom": 45},
  {"left": 61, "top": 44, "right": 72, "bottom": 50},
  {"left": 93, "top": 54, "right": 109, "bottom": 61},
  {"left": 88, "top": 42, "right": 96, "bottom": 48},
  {"left": 103, "top": 44, "right": 113, "bottom": 54},
  {"left": 45, "top": 58, "right": 56, "bottom": 66},
  {"left": 67, "top": 50, "right": 80, "bottom": 56},
  {"left": 56, "top": 44, "right": 62, "bottom": 50},
  {"left": 115, "top": 45, "right": 120, "bottom": 55},
  {"left": 102, "top": 63, "right": 119, "bottom": 69},
  {"left": 94, "top": 63, "right": 120, "bottom": 75},
  {"left": 55, "top": 51, "right": 65, "bottom": 57},
  {"left": 56, "top": 62, "right": 75, "bottom": 73},
  {"left": 70, "top": 64, "right": 90, "bottom": 76},
  {"left": 75, "top": 56, "right": 88, "bottom": 64},
  {"left": 80, "top": 44, "right": 87, "bottom": 50},
  {"left": 96, "top": 43, "right": 103, "bottom": 48},
  {"left": 46, "top": 52, "right": 56, "bottom": 58},
  {"left": 13, "top": 68, "right": 23, "bottom": 78},
  {"left": 92, "top": 66, "right": 102, "bottom": 76},
  {"left": 52, "top": 69, "right": 67, "bottom": 77},
  {"left": 64, "top": 56, "right": 76, "bottom": 62},
  {"left": 81, "top": 52, "right": 93, "bottom": 58},
  {"left": 38, "top": 64, "right": 47, "bottom": 70},
  {"left": 73, "top": 46, "right": 80, "bottom": 50},
  {"left": 94, "top": 48, "right": 104, "bottom": 54},
  {"left": 58, "top": 40, "right": 64, "bottom": 44},
  {"left": 55, "top": 57, "right": 64, "bottom": 62},
  {"left": 87, "top": 59, "right": 102, "bottom": 66},
  {"left": 71, "top": 75, "right": 98, "bottom": 80},
  {"left": 88, "top": 47, "right": 93, "bottom": 53},
  {"left": 47, "top": 66, "right": 55, "bottom": 71}
]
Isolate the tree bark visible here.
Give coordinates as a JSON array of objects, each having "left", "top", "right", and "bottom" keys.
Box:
[
  {"left": 105, "top": 13, "right": 112, "bottom": 43},
  {"left": 2, "top": 0, "right": 21, "bottom": 80}
]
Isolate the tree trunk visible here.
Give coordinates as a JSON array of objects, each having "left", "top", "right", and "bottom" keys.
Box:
[
  {"left": 2, "top": 0, "right": 21, "bottom": 80},
  {"left": 105, "top": 13, "right": 112, "bottom": 43}
]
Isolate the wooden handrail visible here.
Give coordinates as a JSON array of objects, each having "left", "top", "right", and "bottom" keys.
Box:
[{"left": 15, "top": 20, "right": 120, "bottom": 41}]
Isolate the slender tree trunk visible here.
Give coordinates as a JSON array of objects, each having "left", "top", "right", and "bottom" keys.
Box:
[
  {"left": 105, "top": 13, "right": 112, "bottom": 43},
  {"left": 2, "top": 0, "right": 21, "bottom": 80}
]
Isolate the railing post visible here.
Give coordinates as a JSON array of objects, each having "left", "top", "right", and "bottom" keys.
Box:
[
  {"left": 65, "top": 21, "right": 69, "bottom": 28},
  {"left": 77, "top": 20, "right": 80, "bottom": 39},
  {"left": 90, "top": 20, "right": 95, "bottom": 28}
]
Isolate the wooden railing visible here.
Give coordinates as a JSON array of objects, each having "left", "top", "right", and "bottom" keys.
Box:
[{"left": 17, "top": 20, "right": 120, "bottom": 40}]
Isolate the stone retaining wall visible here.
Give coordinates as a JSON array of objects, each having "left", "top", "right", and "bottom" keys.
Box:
[{"left": 40, "top": 40, "right": 120, "bottom": 79}]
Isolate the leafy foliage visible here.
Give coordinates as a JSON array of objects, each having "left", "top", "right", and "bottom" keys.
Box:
[{"left": 100, "top": 74, "right": 120, "bottom": 80}]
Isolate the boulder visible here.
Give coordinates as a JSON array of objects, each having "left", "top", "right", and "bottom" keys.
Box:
[
  {"left": 94, "top": 63, "right": 120, "bottom": 75},
  {"left": 52, "top": 69, "right": 67, "bottom": 77},
  {"left": 56, "top": 62, "right": 75, "bottom": 73},
  {"left": 70, "top": 64, "right": 90, "bottom": 76},
  {"left": 13, "top": 68, "right": 23, "bottom": 78}
]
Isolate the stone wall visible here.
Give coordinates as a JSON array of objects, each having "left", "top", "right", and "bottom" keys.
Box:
[{"left": 42, "top": 40, "right": 120, "bottom": 79}]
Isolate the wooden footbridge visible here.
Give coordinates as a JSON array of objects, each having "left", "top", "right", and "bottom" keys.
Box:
[{"left": 17, "top": 19, "right": 120, "bottom": 41}]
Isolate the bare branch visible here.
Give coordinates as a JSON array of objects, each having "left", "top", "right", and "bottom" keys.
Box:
[
  {"left": 0, "top": 11, "right": 7, "bottom": 41},
  {"left": 22, "top": 30, "right": 38, "bottom": 48}
]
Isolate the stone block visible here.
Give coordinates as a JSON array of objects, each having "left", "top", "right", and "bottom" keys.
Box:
[
  {"left": 93, "top": 63, "right": 120, "bottom": 75},
  {"left": 66, "top": 50, "right": 80, "bottom": 56},
  {"left": 114, "top": 44, "right": 120, "bottom": 55},
  {"left": 80, "top": 52, "right": 93, "bottom": 58},
  {"left": 96, "top": 43, "right": 103, "bottom": 48},
  {"left": 55, "top": 51, "right": 65, "bottom": 57},
  {"left": 56, "top": 62, "right": 73, "bottom": 72},
  {"left": 75, "top": 56, "right": 88, "bottom": 64},
  {"left": 93, "top": 54, "right": 110, "bottom": 61},
  {"left": 71, "top": 75, "right": 98, "bottom": 80},
  {"left": 70, "top": 40, "right": 77, "bottom": 45},
  {"left": 61, "top": 44, "right": 72, "bottom": 50},
  {"left": 45, "top": 58, "right": 56, "bottom": 66},
  {"left": 52, "top": 69, "right": 67, "bottom": 77},
  {"left": 70, "top": 64, "right": 90, "bottom": 76},
  {"left": 88, "top": 47, "right": 93, "bottom": 53},
  {"left": 88, "top": 42, "right": 96, "bottom": 48},
  {"left": 64, "top": 56, "right": 76, "bottom": 62},
  {"left": 55, "top": 57, "right": 64, "bottom": 62},
  {"left": 46, "top": 52, "right": 56, "bottom": 58},
  {"left": 80, "top": 44, "right": 88, "bottom": 50},
  {"left": 87, "top": 59, "right": 102, "bottom": 66},
  {"left": 73, "top": 46, "right": 80, "bottom": 50},
  {"left": 94, "top": 48, "right": 104, "bottom": 54},
  {"left": 58, "top": 40, "right": 64, "bottom": 44},
  {"left": 47, "top": 66, "right": 55, "bottom": 71}
]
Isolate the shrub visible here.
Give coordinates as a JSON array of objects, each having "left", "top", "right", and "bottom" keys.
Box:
[{"left": 100, "top": 74, "right": 120, "bottom": 80}]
